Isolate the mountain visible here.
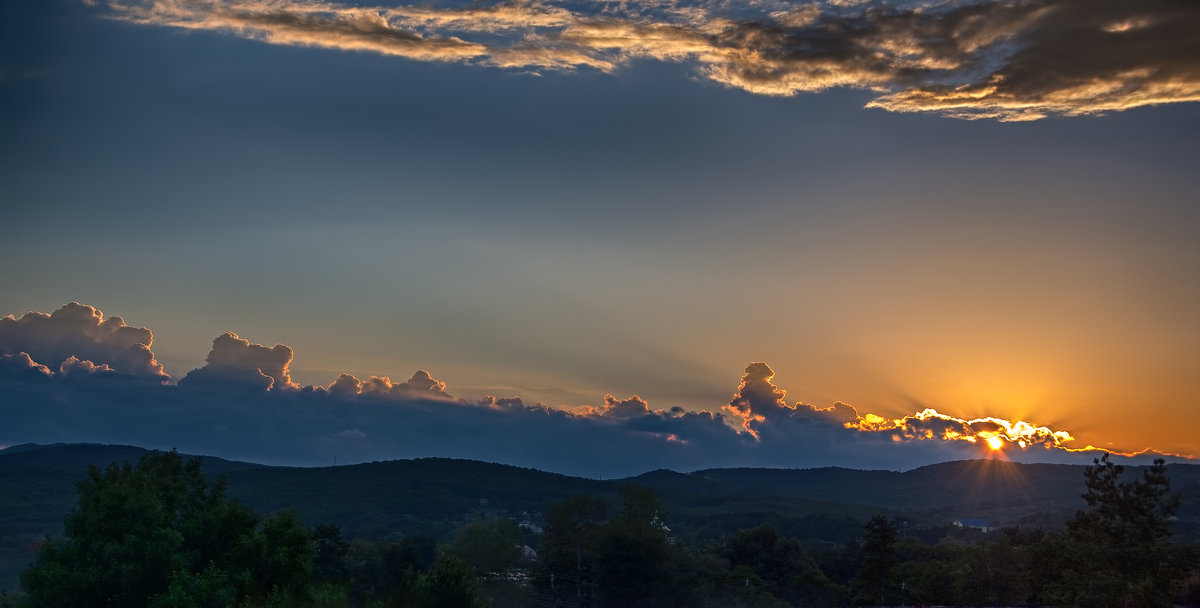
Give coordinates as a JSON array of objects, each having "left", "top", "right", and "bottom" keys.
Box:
[{"left": 2, "top": 443, "right": 1199, "bottom": 592}]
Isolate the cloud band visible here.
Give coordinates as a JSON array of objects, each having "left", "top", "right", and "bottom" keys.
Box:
[{"left": 97, "top": 0, "right": 1200, "bottom": 120}]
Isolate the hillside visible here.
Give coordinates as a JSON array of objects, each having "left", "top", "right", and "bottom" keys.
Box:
[{"left": 3, "top": 443, "right": 1199, "bottom": 593}]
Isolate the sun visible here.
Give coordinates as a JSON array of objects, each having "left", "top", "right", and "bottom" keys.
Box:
[{"left": 986, "top": 436, "right": 1004, "bottom": 451}]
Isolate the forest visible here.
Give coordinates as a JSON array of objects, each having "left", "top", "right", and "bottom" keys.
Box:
[{"left": 2, "top": 449, "right": 1199, "bottom": 607}]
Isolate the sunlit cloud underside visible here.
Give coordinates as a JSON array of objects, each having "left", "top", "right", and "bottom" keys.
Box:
[
  {"left": 98, "top": 0, "right": 1200, "bottom": 121},
  {"left": 1, "top": 304, "right": 1189, "bottom": 475}
]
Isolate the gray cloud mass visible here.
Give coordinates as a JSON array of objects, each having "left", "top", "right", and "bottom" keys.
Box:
[{"left": 96, "top": 0, "right": 1200, "bottom": 120}]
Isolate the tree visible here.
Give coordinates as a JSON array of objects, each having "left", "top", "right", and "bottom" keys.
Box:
[
  {"left": 444, "top": 517, "right": 524, "bottom": 579},
  {"left": 312, "top": 523, "right": 349, "bottom": 585},
  {"left": 420, "top": 555, "right": 487, "bottom": 608},
  {"left": 445, "top": 518, "right": 531, "bottom": 608},
  {"left": 537, "top": 494, "right": 609, "bottom": 606},
  {"left": 856, "top": 515, "right": 897, "bottom": 605},
  {"left": 720, "top": 525, "right": 843, "bottom": 606},
  {"left": 1062, "top": 453, "right": 1181, "bottom": 607},
  {"left": 20, "top": 450, "right": 314, "bottom": 607},
  {"left": 595, "top": 486, "right": 674, "bottom": 606}
]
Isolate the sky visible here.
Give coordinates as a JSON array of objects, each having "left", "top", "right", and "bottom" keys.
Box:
[{"left": 1, "top": 0, "right": 1198, "bottom": 477}]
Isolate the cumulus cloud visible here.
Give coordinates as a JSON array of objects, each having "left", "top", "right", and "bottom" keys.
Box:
[
  {"left": 179, "top": 332, "right": 297, "bottom": 391},
  {"left": 96, "top": 0, "right": 1200, "bottom": 120},
  {"left": 600, "top": 394, "right": 652, "bottom": 419},
  {"left": 58, "top": 356, "right": 115, "bottom": 377},
  {"left": 326, "top": 370, "right": 453, "bottom": 400},
  {"left": 328, "top": 372, "right": 362, "bottom": 397},
  {"left": 0, "top": 302, "right": 167, "bottom": 380},
  {"left": 723, "top": 362, "right": 864, "bottom": 438},
  {"left": 724, "top": 362, "right": 785, "bottom": 436},
  {"left": 0, "top": 352, "right": 53, "bottom": 383},
  {"left": 0, "top": 303, "right": 1190, "bottom": 476}
]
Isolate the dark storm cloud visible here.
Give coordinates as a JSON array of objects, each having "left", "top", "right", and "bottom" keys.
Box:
[
  {"left": 0, "top": 304, "right": 1185, "bottom": 476},
  {"left": 99, "top": 0, "right": 1200, "bottom": 120}
]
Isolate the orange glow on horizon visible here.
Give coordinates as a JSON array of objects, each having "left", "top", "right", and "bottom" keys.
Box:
[{"left": 837, "top": 406, "right": 1178, "bottom": 457}]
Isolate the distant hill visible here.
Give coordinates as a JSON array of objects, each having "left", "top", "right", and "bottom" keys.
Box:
[{"left": 2, "top": 443, "right": 1199, "bottom": 592}]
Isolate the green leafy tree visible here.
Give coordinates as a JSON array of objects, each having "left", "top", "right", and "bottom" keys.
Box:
[
  {"left": 238, "top": 510, "right": 314, "bottom": 603},
  {"left": 20, "top": 450, "right": 314, "bottom": 607}
]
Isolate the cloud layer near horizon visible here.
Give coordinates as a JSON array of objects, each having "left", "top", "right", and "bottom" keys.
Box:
[
  {"left": 0, "top": 303, "right": 1186, "bottom": 476},
  {"left": 96, "top": 0, "right": 1200, "bottom": 121}
]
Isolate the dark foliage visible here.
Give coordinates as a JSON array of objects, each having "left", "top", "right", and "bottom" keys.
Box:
[{"left": 20, "top": 450, "right": 313, "bottom": 607}]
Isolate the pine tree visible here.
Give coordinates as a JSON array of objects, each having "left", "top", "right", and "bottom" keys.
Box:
[{"left": 1063, "top": 453, "right": 1180, "bottom": 608}]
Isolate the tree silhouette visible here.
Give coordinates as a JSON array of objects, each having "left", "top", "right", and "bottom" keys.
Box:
[
  {"left": 20, "top": 450, "right": 313, "bottom": 607},
  {"left": 857, "top": 515, "right": 897, "bottom": 605},
  {"left": 596, "top": 486, "right": 674, "bottom": 607},
  {"left": 1063, "top": 453, "right": 1180, "bottom": 607},
  {"left": 537, "top": 494, "right": 609, "bottom": 606}
]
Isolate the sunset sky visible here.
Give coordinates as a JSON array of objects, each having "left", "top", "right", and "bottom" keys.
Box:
[{"left": 2, "top": 0, "right": 1198, "bottom": 476}]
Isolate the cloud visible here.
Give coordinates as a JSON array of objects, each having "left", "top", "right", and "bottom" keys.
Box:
[
  {"left": 724, "top": 362, "right": 784, "bottom": 436},
  {"left": 325, "top": 370, "right": 453, "bottom": 399},
  {"left": 108, "top": 0, "right": 490, "bottom": 62},
  {"left": 846, "top": 408, "right": 1078, "bottom": 451},
  {"left": 0, "top": 352, "right": 53, "bottom": 383},
  {"left": 179, "top": 331, "right": 297, "bottom": 391},
  {"left": 600, "top": 394, "right": 652, "bottom": 419},
  {"left": 862, "top": 0, "right": 1200, "bottom": 120},
  {"left": 328, "top": 372, "right": 362, "bottom": 397},
  {"left": 0, "top": 303, "right": 1191, "bottom": 476},
  {"left": 806, "top": 401, "right": 860, "bottom": 424},
  {"left": 0, "top": 302, "right": 167, "bottom": 380},
  {"left": 97, "top": 0, "right": 1200, "bottom": 120},
  {"left": 58, "top": 356, "right": 116, "bottom": 377}
]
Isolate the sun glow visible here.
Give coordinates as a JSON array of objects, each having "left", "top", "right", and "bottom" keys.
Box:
[{"left": 842, "top": 407, "right": 1108, "bottom": 452}]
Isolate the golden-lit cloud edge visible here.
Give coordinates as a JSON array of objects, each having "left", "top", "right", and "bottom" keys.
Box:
[
  {"left": 95, "top": 0, "right": 1200, "bottom": 120},
  {"left": 844, "top": 408, "right": 1165, "bottom": 458}
]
